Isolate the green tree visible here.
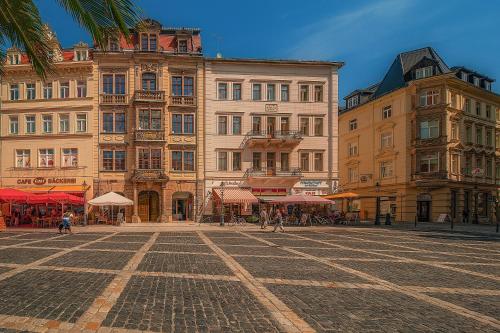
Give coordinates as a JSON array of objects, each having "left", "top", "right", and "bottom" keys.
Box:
[{"left": 0, "top": 0, "right": 141, "bottom": 78}]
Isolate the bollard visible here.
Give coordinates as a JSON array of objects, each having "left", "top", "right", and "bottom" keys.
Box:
[{"left": 414, "top": 215, "right": 417, "bottom": 228}]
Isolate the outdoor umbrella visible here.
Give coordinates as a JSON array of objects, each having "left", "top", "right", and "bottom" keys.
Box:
[
  {"left": 0, "top": 188, "right": 29, "bottom": 215},
  {"left": 88, "top": 192, "right": 133, "bottom": 224}
]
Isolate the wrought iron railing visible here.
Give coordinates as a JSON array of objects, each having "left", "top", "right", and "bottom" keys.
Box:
[{"left": 133, "top": 169, "right": 168, "bottom": 181}]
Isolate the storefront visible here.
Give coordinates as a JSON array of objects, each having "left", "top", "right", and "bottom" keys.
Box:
[{"left": 292, "top": 180, "right": 330, "bottom": 196}]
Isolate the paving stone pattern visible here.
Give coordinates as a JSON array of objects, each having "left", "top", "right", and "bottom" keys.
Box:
[
  {"left": 138, "top": 252, "right": 233, "bottom": 275},
  {"left": 102, "top": 276, "right": 282, "bottom": 332},
  {"left": 0, "top": 269, "right": 114, "bottom": 323},
  {"left": 45, "top": 250, "right": 134, "bottom": 270},
  {"left": 0, "top": 228, "right": 498, "bottom": 332}
]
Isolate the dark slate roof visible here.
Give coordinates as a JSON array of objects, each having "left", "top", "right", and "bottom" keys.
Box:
[
  {"left": 371, "top": 47, "right": 450, "bottom": 99},
  {"left": 451, "top": 66, "right": 495, "bottom": 82},
  {"left": 344, "top": 82, "right": 380, "bottom": 100}
]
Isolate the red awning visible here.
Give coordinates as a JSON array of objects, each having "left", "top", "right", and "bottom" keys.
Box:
[
  {"left": 27, "top": 193, "right": 84, "bottom": 205},
  {"left": 271, "top": 194, "right": 333, "bottom": 205},
  {"left": 213, "top": 187, "right": 258, "bottom": 204},
  {"left": 0, "top": 188, "right": 29, "bottom": 203}
]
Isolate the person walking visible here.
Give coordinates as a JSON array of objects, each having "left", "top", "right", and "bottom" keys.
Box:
[
  {"left": 260, "top": 207, "right": 268, "bottom": 229},
  {"left": 273, "top": 207, "right": 285, "bottom": 233}
]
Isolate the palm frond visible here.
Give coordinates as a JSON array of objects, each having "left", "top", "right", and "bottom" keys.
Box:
[
  {"left": 56, "top": 0, "right": 141, "bottom": 49},
  {"left": 0, "top": 0, "right": 53, "bottom": 78}
]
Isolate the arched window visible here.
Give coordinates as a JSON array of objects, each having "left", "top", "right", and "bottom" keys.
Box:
[{"left": 142, "top": 73, "right": 156, "bottom": 91}]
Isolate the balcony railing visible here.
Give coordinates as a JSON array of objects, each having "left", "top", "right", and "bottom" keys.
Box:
[
  {"left": 133, "top": 169, "right": 168, "bottom": 182},
  {"left": 134, "top": 90, "right": 165, "bottom": 102},
  {"left": 170, "top": 95, "right": 197, "bottom": 106},
  {"left": 244, "top": 167, "right": 302, "bottom": 178},
  {"left": 412, "top": 171, "right": 448, "bottom": 181},
  {"left": 240, "top": 130, "right": 303, "bottom": 148},
  {"left": 134, "top": 130, "right": 165, "bottom": 142},
  {"left": 100, "top": 94, "right": 129, "bottom": 105}
]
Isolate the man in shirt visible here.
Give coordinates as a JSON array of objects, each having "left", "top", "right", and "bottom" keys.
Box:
[{"left": 260, "top": 207, "right": 268, "bottom": 229}]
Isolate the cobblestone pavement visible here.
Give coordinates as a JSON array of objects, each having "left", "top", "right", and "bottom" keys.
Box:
[{"left": 0, "top": 226, "right": 498, "bottom": 332}]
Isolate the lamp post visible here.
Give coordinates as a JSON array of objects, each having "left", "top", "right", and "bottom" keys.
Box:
[
  {"left": 220, "top": 181, "right": 225, "bottom": 227},
  {"left": 374, "top": 182, "right": 381, "bottom": 225},
  {"left": 82, "top": 180, "right": 88, "bottom": 226}
]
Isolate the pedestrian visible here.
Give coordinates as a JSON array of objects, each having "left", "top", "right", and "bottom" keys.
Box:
[
  {"left": 58, "top": 211, "right": 73, "bottom": 234},
  {"left": 273, "top": 207, "right": 285, "bottom": 233},
  {"left": 260, "top": 206, "right": 268, "bottom": 229}
]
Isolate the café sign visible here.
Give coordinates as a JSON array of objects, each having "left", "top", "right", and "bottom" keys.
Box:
[{"left": 16, "top": 177, "right": 77, "bottom": 185}]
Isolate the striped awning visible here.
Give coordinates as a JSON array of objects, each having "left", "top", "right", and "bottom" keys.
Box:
[{"left": 213, "top": 187, "right": 258, "bottom": 204}]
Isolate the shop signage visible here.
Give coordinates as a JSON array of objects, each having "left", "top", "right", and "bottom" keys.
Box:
[
  {"left": 300, "top": 180, "right": 322, "bottom": 187},
  {"left": 16, "top": 177, "right": 77, "bottom": 185}
]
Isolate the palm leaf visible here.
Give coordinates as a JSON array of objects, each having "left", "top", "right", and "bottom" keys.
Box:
[
  {"left": 0, "top": 0, "right": 53, "bottom": 78},
  {"left": 56, "top": 0, "right": 141, "bottom": 49}
]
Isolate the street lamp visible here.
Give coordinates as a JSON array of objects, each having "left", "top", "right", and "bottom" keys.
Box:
[
  {"left": 220, "top": 181, "right": 225, "bottom": 227},
  {"left": 374, "top": 182, "right": 381, "bottom": 225}
]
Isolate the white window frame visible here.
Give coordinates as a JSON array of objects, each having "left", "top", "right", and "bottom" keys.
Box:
[
  {"left": 16, "top": 149, "right": 30, "bottom": 168},
  {"left": 62, "top": 148, "right": 78, "bottom": 168},
  {"left": 9, "top": 116, "right": 19, "bottom": 134},
  {"left": 380, "top": 160, "right": 393, "bottom": 178},
  {"left": 415, "top": 66, "right": 433, "bottom": 79},
  {"left": 420, "top": 153, "right": 439, "bottom": 173},
  {"left": 380, "top": 132, "right": 393, "bottom": 148},
  {"left": 25, "top": 115, "right": 36, "bottom": 134},
  {"left": 76, "top": 113, "right": 87, "bottom": 132},
  {"left": 349, "top": 119, "right": 357, "bottom": 131},
  {"left": 382, "top": 105, "right": 392, "bottom": 119},
  {"left": 420, "top": 119, "right": 439, "bottom": 139},
  {"left": 38, "top": 148, "right": 55, "bottom": 168},
  {"left": 42, "top": 114, "right": 53, "bottom": 133},
  {"left": 59, "top": 114, "right": 70, "bottom": 133},
  {"left": 419, "top": 90, "right": 440, "bottom": 107},
  {"left": 217, "top": 82, "right": 228, "bottom": 100},
  {"left": 60, "top": 81, "right": 70, "bottom": 99},
  {"left": 26, "top": 83, "right": 36, "bottom": 100},
  {"left": 348, "top": 142, "right": 358, "bottom": 157}
]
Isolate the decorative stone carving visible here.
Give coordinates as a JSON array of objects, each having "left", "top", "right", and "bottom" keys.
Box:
[{"left": 141, "top": 63, "right": 159, "bottom": 72}]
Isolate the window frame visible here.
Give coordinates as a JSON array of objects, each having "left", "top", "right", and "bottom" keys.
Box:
[
  {"left": 76, "top": 113, "right": 88, "bottom": 133},
  {"left": 26, "top": 83, "right": 36, "bottom": 100},
  {"left": 62, "top": 148, "right": 78, "bottom": 168},
  {"left": 252, "top": 83, "right": 262, "bottom": 101},
  {"left": 16, "top": 149, "right": 31, "bottom": 168},
  {"left": 38, "top": 148, "right": 55, "bottom": 168},
  {"left": 299, "top": 84, "right": 309, "bottom": 102},
  {"left": 9, "top": 116, "right": 19, "bottom": 135},
  {"left": 382, "top": 105, "right": 392, "bottom": 119},
  {"left": 42, "top": 114, "right": 53, "bottom": 134},
  {"left": 25, "top": 115, "right": 36, "bottom": 134},
  {"left": 217, "top": 151, "right": 228, "bottom": 171}
]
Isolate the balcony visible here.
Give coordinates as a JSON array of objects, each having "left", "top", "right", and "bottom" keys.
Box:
[
  {"left": 240, "top": 130, "right": 303, "bottom": 149},
  {"left": 133, "top": 169, "right": 168, "bottom": 182},
  {"left": 134, "top": 130, "right": 165, "bottom": 142},
  {"left": 412, "top": 171, "right": 449, "bottom": 187},
  {"left": 100, "top": 94, "right": 129, "bottom": 105},
  {"left": 134, "top": 90, "right": 165, "bottom": 103},
  {"left": 169, "top": 95, "right": 197, "bottom": 107},
  {"left": 244, "top": 167, "right": 302, "bottom": 187}
]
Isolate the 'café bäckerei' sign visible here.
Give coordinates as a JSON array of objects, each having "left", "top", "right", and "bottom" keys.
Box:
[{"left": 17, "top": 177, "right": 77, "bottom": 185}]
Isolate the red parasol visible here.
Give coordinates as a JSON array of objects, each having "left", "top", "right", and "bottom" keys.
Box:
[
  {"left": 27, "top": 193, "right": 84, "bottom": 205},
  {"left": 0, "top": 188, "right": 29, "bottom": 203}
]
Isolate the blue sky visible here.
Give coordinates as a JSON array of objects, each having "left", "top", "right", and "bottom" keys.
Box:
[{"left": 36, "top": 0, "right": 500, "bottom": 102}]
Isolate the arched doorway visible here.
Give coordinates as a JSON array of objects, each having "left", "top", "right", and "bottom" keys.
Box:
[
  {"left": 138, "top": 191, "right": 159, "bottom": 222},
  {"left": 172, "top": 192, "right": 193, "bottom": 221}
]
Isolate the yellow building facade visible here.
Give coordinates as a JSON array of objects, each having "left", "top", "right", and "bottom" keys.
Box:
[
  {"left": 339, "top": 47, "right": 500, "bottom": 223},
  {"left": 0, "top": 31, "right": 96, "bottom": 204}
]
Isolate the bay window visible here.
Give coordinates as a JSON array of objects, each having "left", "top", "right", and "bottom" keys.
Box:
[
  {"left": 139, "top": 109, "right": 161, "bottom": 130},
  {"left": 138, "top": 148, "right": 162, "bottom": 169},
  {"left": 419, "top": 90, "right": 439, "bottom": 107},
  {"left": 419, "top": 153, "right": 439, "bottom": 173},
  {"left": 102, "top": 150, "right": 126, "bottom": 171},
  {"left": 420, "top": 119, "right": 439, "bottom": 139}
]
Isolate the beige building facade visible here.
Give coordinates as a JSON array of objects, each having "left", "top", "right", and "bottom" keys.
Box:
[
  {"left": 0, "top": 29, "right": 96, "bottom": 203},
  {"left": 339, "top": 47, "right": 500, "bottom": 223},
  {"left": 94, "top": 19, "right": 204, "bottom": 223},
  {"left": 204, "top": 58, "right": 342, "bottom": 215}
]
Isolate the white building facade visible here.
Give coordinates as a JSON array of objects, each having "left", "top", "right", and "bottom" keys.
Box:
[{"left": 204, "top": 58, "right": 342, "bottom": 214}]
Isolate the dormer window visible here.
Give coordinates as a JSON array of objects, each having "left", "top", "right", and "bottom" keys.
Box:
[
  {"left": 415, "top": 66, "right": 433, "bottom": 79},
  {"left": 75, "top": 49, "right": 88, "bottom": 61},
  {"left": 461, "top": 72, "right": 468, "bottom": 82},
  {"left": 347, "top": 95, "right": 359, "bottom": 108},
  {"left": 140, "top": 33, "right": 157, "bottom": 51},
  {"left": 8, "top": 53, "right": 20, "bottom": 65},
  {"left": 109, "top": 38, "right": 120, "bottom": 51},
  {"left": 178, "top": 40, "right": 188, "bottom": 53},
  {"left": 485, "top": 81, "right": 491, "bottom": 91},
  {"left": 473, "top": 76, "right": 480, "bottom": 86}
]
